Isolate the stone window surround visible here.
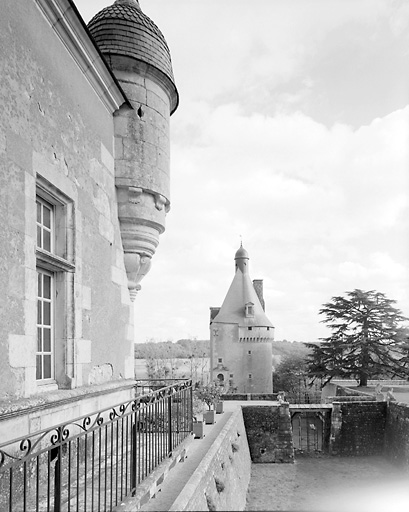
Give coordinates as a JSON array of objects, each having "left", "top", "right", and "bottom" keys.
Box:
[
  {"left": 245, "top": 302, "right": 254, "bottom": 318},
  {"left": 36, "top": 175, "right": 75, "bottom": 392}
]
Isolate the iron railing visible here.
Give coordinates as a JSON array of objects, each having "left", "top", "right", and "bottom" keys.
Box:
[
  {"left": 135, "top": 378, "right": 190, "bottom": 395},
  {"left": 0, "top": 379, "right": 193, "bottom": 512}
]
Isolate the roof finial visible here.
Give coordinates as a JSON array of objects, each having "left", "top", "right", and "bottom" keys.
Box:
[
  {"left": 239, "top": 234, "right": 242, "bottom": 247},
  {"left": 115, "top": 0, "right": 141, "bottom": 9}
]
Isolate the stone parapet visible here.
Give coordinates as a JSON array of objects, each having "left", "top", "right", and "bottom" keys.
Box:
[
  {"left": 384, "top": 402, "right": 409, "bottom": 468},
  {"left": 169, "top": 407, "right": 251, "bottom": 511},
  {"left": 329, "top": 401, "right": 387, "bottom": 456}
]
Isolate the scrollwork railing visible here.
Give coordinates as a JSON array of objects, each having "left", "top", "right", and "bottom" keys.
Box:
[{"left": 0, "top": 379, "right": 193, "bottom": 512}]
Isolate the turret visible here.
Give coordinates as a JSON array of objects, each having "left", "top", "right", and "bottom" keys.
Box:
[{"left": 88, "top": 0, "right": 178, "bottom": 299}]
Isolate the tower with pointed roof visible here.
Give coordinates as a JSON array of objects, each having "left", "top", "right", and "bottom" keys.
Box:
[{"left": 210, "top": 245, "right": 274, "bottom": 393}]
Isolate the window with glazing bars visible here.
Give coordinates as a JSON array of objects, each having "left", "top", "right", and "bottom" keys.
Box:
[
  {"left": 36, "top": 197, "right": 55, "bottom": 380},
  {"left": 37, "top": 269, "right": 53, "bottom": 380}
]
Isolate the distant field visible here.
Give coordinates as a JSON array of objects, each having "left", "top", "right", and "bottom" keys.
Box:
[{"left": 134, "top": 358, "right": 211, "bottom": 383}]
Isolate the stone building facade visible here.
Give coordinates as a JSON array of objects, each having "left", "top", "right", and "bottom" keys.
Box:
[
  {"left": 0, "top": 0, "right": 177, "bottom": 441},
  {"left": 210, "top": 245, "right": 274, "bottom": 393}
]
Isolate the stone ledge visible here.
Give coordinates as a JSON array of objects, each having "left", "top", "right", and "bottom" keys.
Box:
[{"left": 0, "top": 380, "right": 136, "bottom": 420}]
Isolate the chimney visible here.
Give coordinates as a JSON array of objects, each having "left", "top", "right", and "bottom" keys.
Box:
[
  {"left": 210, "top": 307, "right": 221, "bottom": 322},
  {"left": 253, "top": 279, "right": 265, "bottom": 311}
]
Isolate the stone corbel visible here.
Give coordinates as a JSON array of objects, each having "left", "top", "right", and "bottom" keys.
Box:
[
  {"left": 128, "top": 187, "right": 143, "bottom": 204},
  {"left": 154, "top": 193, "right": 166, "bottom": 211},
  {"left": 116, "top": 184, "right": 167, "bottom": 300},
  {"left": 124, "top": 252, "right": 152, "bottom": 301}
]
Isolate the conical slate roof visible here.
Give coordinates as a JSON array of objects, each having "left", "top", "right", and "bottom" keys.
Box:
[
  {"left": 213, "top": 247, "right": 274, "bottom": 328},
  {"left": 88, "top": 0, "right": 178, "bottom": 112}
]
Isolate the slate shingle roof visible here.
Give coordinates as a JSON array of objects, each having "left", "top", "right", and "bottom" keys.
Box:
[{"left": 88, "top": 0, "right": 176, "bottom": 88}]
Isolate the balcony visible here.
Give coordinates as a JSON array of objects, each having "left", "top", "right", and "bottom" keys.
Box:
[{"left": 0, "top": 380, "right": 193, "bottom": 511}]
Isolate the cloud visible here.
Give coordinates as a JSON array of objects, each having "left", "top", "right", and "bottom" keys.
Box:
[
  {"left": 132, "top": 102, "right": 409, "bottom": 343},
  {"left": 74, "top": 0, "right": 409, "bottom": 343}
]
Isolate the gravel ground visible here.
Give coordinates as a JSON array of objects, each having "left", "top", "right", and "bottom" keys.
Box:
[{"left": 245, "top": 455, "right": 409, "bottom": 512}]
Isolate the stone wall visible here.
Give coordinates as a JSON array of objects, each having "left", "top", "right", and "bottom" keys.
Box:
[
  {"left": 0, "top": 0, "right": 133, "bottom": 401},
  {"left": 242, "top": 403, "right": 294, "bottom": 463},
  {"left": 384, "top": 402, "right": 409, "bottom": 468},
  {"left": 329, "top": 402, "right": 387, "bottom": 456},
  {"left": 223, "top": 393, "right": 279, "bottom": 401},
  {"left": 324, "top": 395, "right": 376, "bottom": 403},
  {"left": 169, "top": 408, "right": 251, "bottom": 511},
  {"left": 335, "top": 386, "right": 374, "bottom": 397}
]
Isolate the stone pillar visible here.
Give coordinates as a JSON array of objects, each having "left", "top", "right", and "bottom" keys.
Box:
[{"left": 329, "top": 402, "right": 342, "bottom": 454}]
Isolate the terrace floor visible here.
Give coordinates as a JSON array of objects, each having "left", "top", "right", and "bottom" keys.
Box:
[{"left": 246, "top": 454, "right": 409, "bottom": 512}]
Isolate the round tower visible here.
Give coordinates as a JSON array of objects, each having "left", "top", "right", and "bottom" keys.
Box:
[
  {"left": 211, "top": 245, "right": 274, "bottom": 393},
  {"left": 88, "top": 0, "right": 178, "bottom": 299}
]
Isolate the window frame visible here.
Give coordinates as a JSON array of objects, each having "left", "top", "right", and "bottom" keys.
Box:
[
  {"left": 245, "top": 302, "right": 254, "bottom": 318},
  {"left": 35, "top": 177, "right": 75, "bottom": 386},
  {"left": 36, "top": 268, "right": 55, "bottom": 382}
]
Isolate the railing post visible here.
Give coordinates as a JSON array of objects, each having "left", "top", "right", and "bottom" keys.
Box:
[
  {"left": 190, "top": 383, "right": 193, "bottom": 432},
  {"left": 52, "top": 431, "right": 62, "bottom": 512},
  {"left": 131, "top": 421, "right": 137, "bottom": 495},
  {"left": 168, "top": 396, "right": 172, "bottom": 455}
]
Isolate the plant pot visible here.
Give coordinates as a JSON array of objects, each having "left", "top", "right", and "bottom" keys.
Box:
[
  {"left": 193, "top": 421, "right": 204, "bottom": 439},
  {"left": 203, "top": 410, "right": 216, "bottom": 425},
  {"left": 215, "top": 401, "right": 224, "bottom": 414}
]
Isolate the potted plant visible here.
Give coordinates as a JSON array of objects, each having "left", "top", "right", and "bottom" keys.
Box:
[
  {"left": 193, "top": 417, "right": 205, "bottom": 438},
  {"left": 192, "top": 393, "right": 205, "bottom": 438},
  {"left": 215, "top": 400, "right": 224, "bottom": 414},
  {"left": 195, "top": 383, "right": 222, "bottom": 424}
]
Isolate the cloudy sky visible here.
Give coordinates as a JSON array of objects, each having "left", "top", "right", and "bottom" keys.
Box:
[{"left": 77, "top": 0, "right": 409, "bottom": 344}]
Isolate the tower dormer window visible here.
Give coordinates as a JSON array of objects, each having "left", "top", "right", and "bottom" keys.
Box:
[{"left": 245, "top": 302, "right": 254, "bottom": 318}]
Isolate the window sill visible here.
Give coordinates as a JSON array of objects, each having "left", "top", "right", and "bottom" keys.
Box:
[{"left": 36, "top": 382, "right": 59, "bottom": 394}]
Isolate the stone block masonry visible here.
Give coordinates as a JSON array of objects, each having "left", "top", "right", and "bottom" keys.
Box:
[
  {"left": 329, "top": 402, "right": 387, "bottom": 456},
  {"left": 169, "top": 407, "right": 252, "bottom": 512},
  {"left": 384, "top": 402, "right": 409, "bottom": 468},
  {"left": 242, "top": 403, "right": 294, "bottom": 463}
]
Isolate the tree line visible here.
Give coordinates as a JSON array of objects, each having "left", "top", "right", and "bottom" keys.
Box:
[{"left": 134, "top": 338, "right": 210, "bottom": 359}]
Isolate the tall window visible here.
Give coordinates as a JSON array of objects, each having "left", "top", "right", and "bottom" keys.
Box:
[
  {"left": 35, "top": 184, "right": 74, "bottom": 384},
  {"left": 37, "top": 269, "right": 53, "bottom": 380},
  {"left": 36, "top": 197, "right": 55, "bottom": 381}
]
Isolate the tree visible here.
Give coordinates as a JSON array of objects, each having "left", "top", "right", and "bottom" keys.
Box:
[
  {"left": 273, "top": 354, "right": 309, "bottom": 394},
  {"left": 195, "top": 382, "right": 223, "bottom": 410},
  {"left": 307, "top": 289, "right": 409, "bottom": 386}
]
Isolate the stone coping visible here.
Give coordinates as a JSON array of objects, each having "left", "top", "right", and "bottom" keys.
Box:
[
  {"left": 0, "top": 380, "right": 136, "bottom": 420},
  {"left": 289, "top": 404, "right": 333, "bottom": 410},
  {"left": 169, "top": 406, "right": 243, "bottom": 511}
]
